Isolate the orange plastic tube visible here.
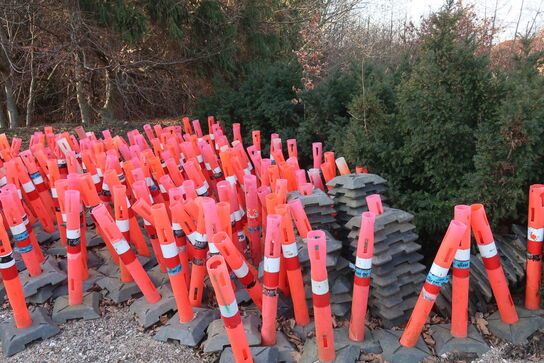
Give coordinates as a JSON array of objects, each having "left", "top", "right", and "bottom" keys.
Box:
[
  {"left": 207, "top": 255, "right": 254, "bottom": 363},
  {"left": 287, "top": 199, "right": 312, "bottom": 238},
  {"left": 349, "top": 212, "right": 376, "bottom": 341},
  {"left": 525, "top": 185, "right": 544, "bottom": 310},
  {"left": 186, "top": 200, "right": 208, "bottom": 307},
  {"left": 213, "top": 232, "right": 262, "bottom": 309},
  {"left": 366, "top": 194, "right": 384, "bottom": 215},
  {"left": 276, "top": 204, "right": 309, "bottom": 326},
  {"left": 400, "top": 220, "right": 466, "bottom": 347},
  {"left": 0, "top": 186, "right": 42, "bottom": 276},
  {"left": 307, "top": 230, "right": 335, "bottom": 362},
  {"left": 244, "top": 174, "right": 261, "bottom": 264},
  {"left": 0, "top": 237, "right": 32, "bottom": 329},
  {"left": 335, "top": 157, "right": 350, "bottom": 175},
  {"left": 92, "top": 204, "right": 161, "bottom": 303},
  {"left": 471, "top": 204, "right": 518, "bottom": 324},
  {"left": 312, "top": 143, "right": 323, "bottom": 169},
  {"left": 65, "top": 190, "right": 83, "bottom": 306},
  {"left": 152, "top": 204, "right": 194, "bottom": 322},
  {"left": 308, "top": 168, "right": 325, "bottom": 191},
  {"left": 451, "top": 205, "right": 471, "bottom": 338},
  {"left": 261, "top": 214, "right": 282, "bottom": 346}
]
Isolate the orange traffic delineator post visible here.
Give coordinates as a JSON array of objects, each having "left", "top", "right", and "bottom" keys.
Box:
[
  {"left": 92, "top": 204, "right": 161, "bottom": 304},
  {"left": 471, "top": 204, "right": 518, "bottom": 324},
  {"left": 335, "top": 157, "right": 350, "bottom": 175},
  {"left": 213, "top": 231, "right": 262, "bottom": 309},
  {"left": 451, "top": 205, "right": 471, "bottom": 338},
  {"left": 261, "top": 214, "right": 282, "bottom": 346},
  {"left": 207, "top": 255, "right": 254, "bottom": 363},
  {"left": 525, "top": 184, "right": 544, "bottom": 310},
  {"left": 244, "top": 174, "right": 261, "bottom": 265},
  {"left": 349, "top": 211, "right": 376, "bottom": 342},
  {"left": 0, "top": 219, "right": 32, "bottom": 328},
  {"left": 400, "top": 220, "right": 466, "bottom": 348},
  {"left": 112, "top": 185, "right": 134, "bottom": 283},
  {"left": 275, "top": 204, "right": 310, "bottom": 326},
  {"left": 307, "top": 230, "right": 335, "bottom": 362},
  {"left": 151, "top": 203, "right": 194, "bottom": 322},
  {"left": 65, "top": 190, "right": 83, "bottom": 306},
  {"left": 287, "top": 199, "right": 312, "bottom": 238},
  {"left": 0, "top": 185, "right": 42, "bottom": 276},
  {"left": 186, "top": 198, "right": 209, "bottom": 307}
]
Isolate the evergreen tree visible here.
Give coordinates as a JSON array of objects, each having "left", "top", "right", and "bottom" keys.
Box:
[{"left": 392, "top": 1, "right": 502, "bottom": 242}]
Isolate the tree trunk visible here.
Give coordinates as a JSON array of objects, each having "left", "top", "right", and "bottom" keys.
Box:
[
  {"left": 98, "top": 69, "right": 113, "bottom": 123},
  {"left": 0, "top": 24, "right": 18, "bottom": 128},
  {"left": 5, "top": 76, "right": 18, "bottom": 128},
  {"left": 74, "top": 55, "right": 91, "bottom": 124},
  {"left": 0, "top": 103, "right": 7, "bottom": 129}
]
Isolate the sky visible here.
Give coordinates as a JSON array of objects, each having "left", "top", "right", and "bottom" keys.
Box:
[{"left": 364, "top": 0, "right": 544, "bottom": 42}]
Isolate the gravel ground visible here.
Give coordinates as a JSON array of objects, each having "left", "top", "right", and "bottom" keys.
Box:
[{"left": 1, "top": 304, "right": 209, "bottom": 363}]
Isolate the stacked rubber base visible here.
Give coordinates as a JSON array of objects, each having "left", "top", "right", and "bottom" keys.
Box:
[{"left": 344, "top": 207, "right": 426, "bottom": 328}]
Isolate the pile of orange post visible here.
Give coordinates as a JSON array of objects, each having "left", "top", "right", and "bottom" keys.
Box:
[{"left": 0, "top": 118, "right": 540, "bottom": 362}]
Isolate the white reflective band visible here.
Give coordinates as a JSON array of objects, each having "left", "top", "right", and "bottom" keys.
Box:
[
  {"left": 355, "top": 256, "right": 372, "bottom": 269},
  {"left": 311, "top": 279, "right": 329, "bottom": 295},
  {"left": 208, "top": 243, "right": 219, "bottom": 254},
  {"left": 237, "top": 231, "right": 246, "bottom": 241},
  {"left": 92, "top": 174, "right": 101, "bottom": 184},
  {"left": 22, "top": 181, "right": 35, "bottom": 193},
  {"left": 220, "top": 145, "right": 228, "bottom": 152},
  {"left": 282, "top": 242, "right": 298, "bottom": 258},
  {"left": 17, "top": 189, "right": 22, "bottom": 198},
  {"left": 226, "top": 175, "right": 237, "bottom": 185},
  {"left": 197, "top": 155, "right": 203, "bottom": 163},
  {"left": 422, "top": 288, "right": 438, "bottom": 301},
  {"left": 247, "top": 163, "right": 253, "bottom": 171},
  {"left": 454, "top": 248, "right": 471, "bottom": 261},
  {"left": 159, "top": 184, "right": 167, "bottom": 193},
  {"left": 264, "top": 256, "right": 280, "bottom": 273},
  {"left": 213, "top": 166, "right": 221, "bottom": 174},
  {"left": 62, "top": 214, "right": 67, "bottom": 223},
  {"left": 233, "top": 210, "right": 242, "bottom": 222},
  {"left": 33, "top": 175, "right": 44, "bottom": 184},
  {"left": 160, "top": 242, "right": 178, "bottom": 258},
  {"left": 193, "top": 232, "right": 208, "bottom": 242},
  {"left": 10, "top": 222, "right": 26, "bottom": 235},
  {"left": 232, "top": 261, "right": 249, "bottom": 277},
  {"left": 244, "top": 168, "right": 251, "bottom": 175},
  {"left": 0, "top": 258, "right": 15, "bottom": 269},
  {"left": 196, "top": 183, "right": 208, "bottom": 195},
  {"left": 51, "top": 187, "right": 58, "bottom": 198},
  {"left": 102, "top": 182, "right": 110, "bottom": 191},
  {"left": 66, "top": 229, "right": 81, "bottom": 239},
  {"left": 145, "top": 177, "right": 153, "bottom": 187},
  {"left": 210, "top": 134, "right": 215, "bottom": 140},
  {"left": 478, "top": 242, "right": 498, "bottom": 258},
  {"left": 219, "top": 300, "right": 238, "bottom": 318},
  {"left": 143, "top": 219, "right": 151, "bottom": 226},
  {"left": 96, "top": 168, "right": 103, "bottom": 177},
  {"left": 198, "top": 137, "right": 203, "bottom": 142},
  {"left": 204, "top": 162, "right": 211, "bottom": 170},
  {"left": 429, "top": 262, "right": 449, "bottom": 277},
  {"left": 112, "top": 239, "right": 130, "bottom": 255},
  {"left": 528, "top": 227, "right": 544, "bottom": 242},
  {"left": 238, "top": 208, "right": 245, "bottom": 218},
  {"left": 125, "top": 197, "right": 131, "bottom": 208},
  {"left": 187, "top": 232, "right": 198, "bottom": 244},
  {"left": 172, "top": 223, "right": 181, "bottom": 231},
  {"left": 116, "top": 219, "right": 130, "bottom": 232},
  {"left": 0, "top": 176, "right": 6, "bottom": 185},
  {"left": 230, "top": 213, "right": 235, "bottom": 223}
]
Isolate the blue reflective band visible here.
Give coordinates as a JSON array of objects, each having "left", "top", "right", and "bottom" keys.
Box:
[
  {"left": 30, "top": 171, "right": 41, "bottom": 179},
  {"left": 355, "top": 267, "right": 371, "bottom": 278},
  {"left": 248, "top": 226, "right": 261, "bottom": 233},
  {"left": 452, "top": 259, "right": 470, "bottom": 269},
  {"left": 150, "top": 184, "right": 158, "bottom": 192},
  {"left": 13, "top": 231, "right": 29, "bottom": 242},
  {"left": 167, "top": 264, "right": 182, "bottom": 275},
  {"left": 425, "top": 272, "right": 450, "bottom": 286},
  {"left": 15, "top": 244, "right": 33, "bottom": 253}
]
